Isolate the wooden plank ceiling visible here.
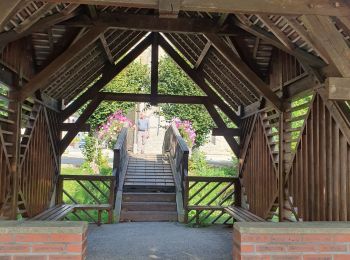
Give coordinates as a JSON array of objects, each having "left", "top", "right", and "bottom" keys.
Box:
[{"left": 0, "top": 1, "right": 349, "bottom": 110}]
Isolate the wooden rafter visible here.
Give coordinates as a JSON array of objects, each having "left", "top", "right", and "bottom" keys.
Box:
[
  {"left": 0, "top": 0, "right": 23, "bottom": 31},
  {"left": 234, "top": 20, "right": 326, "bottom": 68},
  {"left": 158, "top": 34, "right": 240, "bottom": 125},
  {"left": 0, "top": 10, "right": 79, "bottom": 47},
  {"left": 43, "top": 0, "right": 350, "bottom": 17},
  {"left": 256, "top": 15, "right": 294, "bottom": 51},
  {"left": 99, "top": 35, "right": 114, "bottom": 63},
  {"left": 61, "top": 33, "right": 153, "bottom": 121},
  {"left": 204, "top": 33, "right": 282, "bottom": 111},
  {"left": 204, "top": 102, "right": 240, "bottom": 157},
  {"left": 300, "top": 15, "right": 350, "bottom": 78},
  {"left": 20, "top": 26, "right": 107, "bottom": 102},
  {"left": 194, "top": 41, "right": 211, "bottom": 69},
  {"left": 63, "top": 13, "right": 238, "bottom": 35},
  {"left": 60, "top": 98, "right": 102, "bottom": 153}
]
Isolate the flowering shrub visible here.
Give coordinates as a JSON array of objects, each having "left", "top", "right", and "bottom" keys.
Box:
[
  {"left": 172, "top": 118, "right": 196, "bottom": 148},
  {"left": 98, "top": 111, "right": 132, "bottom": 149}
]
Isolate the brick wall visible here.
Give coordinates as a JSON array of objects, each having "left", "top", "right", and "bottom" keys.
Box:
[
  {"left": 233, "top": 222, "right": 350, "bottom": 260},
  {"left": 0, "top": 221, "right": 87, "bottom": 260}
]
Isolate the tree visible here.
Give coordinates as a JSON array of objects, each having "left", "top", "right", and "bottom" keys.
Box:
[{"left": 158, "top": 56, "right": 214, "bottom": 147}]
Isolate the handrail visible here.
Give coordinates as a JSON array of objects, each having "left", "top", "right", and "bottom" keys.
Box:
[
  {"left": 113, "top": 127, "right": 129, "bottom": 189},
  {"left": 163, "top": 122, "right": 189, "bottom": 222}
]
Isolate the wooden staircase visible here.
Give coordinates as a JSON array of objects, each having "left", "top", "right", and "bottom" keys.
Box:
[{"left": 120, "top": 154, "right": 178, "bottom": 222}]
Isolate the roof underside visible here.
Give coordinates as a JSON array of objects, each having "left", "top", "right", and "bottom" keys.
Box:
[{"left": 0, "top": 1, "right": 349, "bottom": 111}]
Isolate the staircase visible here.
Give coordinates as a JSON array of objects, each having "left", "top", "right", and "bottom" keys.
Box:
[{"left": 120, "top": 154, "right": 178, "bottom": 222}]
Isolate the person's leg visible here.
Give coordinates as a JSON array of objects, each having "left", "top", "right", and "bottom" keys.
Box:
[
  {"left": 141, "top": 132, "right": 146, "bottom": 154},
  {"left": 137, "top": 131, "right": 142, "bottom": 153}
]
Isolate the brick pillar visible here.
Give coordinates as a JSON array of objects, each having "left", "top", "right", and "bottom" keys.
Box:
[
  {"left": 233, "top": 222, "right": 350, "bottom": 259},
  {"left": 0, "top": 221, "right": 87, "bottom": 259}
]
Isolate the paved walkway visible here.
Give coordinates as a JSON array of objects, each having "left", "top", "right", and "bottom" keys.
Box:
[{"left": 87, "top": 222, "right": 232, "bottom": 260}]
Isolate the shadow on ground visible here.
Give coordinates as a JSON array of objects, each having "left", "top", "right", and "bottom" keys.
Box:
[{"left": 87, "top": 222, "right": 232, "bottom": 260}]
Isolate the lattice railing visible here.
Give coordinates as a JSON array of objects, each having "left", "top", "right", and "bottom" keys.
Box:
[
  {"left": 185, "top": 176, "right": 239, "bottom": 225},
  {"left": 56, "top": 175, "right": 116, "bottom": 224}
]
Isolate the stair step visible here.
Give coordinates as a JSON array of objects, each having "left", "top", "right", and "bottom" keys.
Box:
[
  {"left": 122, "top": 201, "right": 177, "bottom": 211},
  {"left": 120, "top": 211, "right": 177, "bottom": 222},
  {"left": 123, "top": 192, "right": 176, "bottom": 202}
]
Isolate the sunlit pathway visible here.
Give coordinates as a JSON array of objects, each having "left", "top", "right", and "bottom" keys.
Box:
[{"left": 87, "top": 222, "right": 232, "bottom": 260}]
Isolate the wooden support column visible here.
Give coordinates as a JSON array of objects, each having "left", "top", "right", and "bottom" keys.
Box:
[
  {"left": 278, "top": 111, "right": 285, "bottom": 222},
  {"left": 60, "top": 98, "right": 101, "bottom": 153},
  {"left": 7, "top": 90, "right": 22, "bottom": 219},
  {"left": 204, "top": 102, "right": 240, "bottom": 157},
  {"left": 151, "top": 33, "right": 159, "bottom": 105}
]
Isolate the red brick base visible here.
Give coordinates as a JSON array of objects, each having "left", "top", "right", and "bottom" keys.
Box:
[
  {"left": 0, "top": 221, "right": 87, "bottom": 260},
  {"left": 233, "top": 222, "right": 350, "bottom": 260}
]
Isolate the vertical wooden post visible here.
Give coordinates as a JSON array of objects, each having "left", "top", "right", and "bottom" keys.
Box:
[
  {"left": 150, "top": 32, "right": 159, "bottom": 105},
  {"left": 184, "top": 176, "right": 189, "bottom": 223},
  {"left": 7, "top": 90, "right": 21, "bottom": 219},
  {"left": 234, "top": 179, "right": 242, "bottom": 207},
  {"left": 278, "top": 111, "right": 285, "bottom": 222}
]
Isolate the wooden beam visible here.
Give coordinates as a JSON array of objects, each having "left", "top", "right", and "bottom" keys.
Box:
[
  {"left": 205, "top": 33, "right": 283, "bottom": 111},
  {"left": 20, "top": 26, "right": 107, "bottom": 102},
  {"left": 43, "top": 0, "right": 350, "bottom": 17},
  {"left": 63, "top": 13, "right": 236, "bottom": 35},
  {"left": 256, "top": 15, "right": 294, "bottom": 51},
  {"left": 151, "top": 33, "right": 159, "bottom": 105},
  {"left": 234, "top": 20, "right": 326, "bottom": 68},
  {"left": 159, "top": 0, "right": 182, "bottom": 18},
  {"left": 99, "top": 35, "right": 114, "bottom": 63},
  {"left": 0, "top": 0, "right": 23, "bottom": 31},
  {"left": 60, "top": 98, "right": 101, "bottom": 153},
  {"left": 0, "top": 10, "right": 78, "bottom": 47},
  {"left": 325, "top": 77, "right": 350, "bottom": 101},
  {"left": 61, "top": 34, "right": 153, "bottom": 121},
  {"left": 61, "top": 123, "right": 91, "bottom": 132},
  {"left": 158, "top": 35, "right": 240, "bottom": 125},
  {"left": 300, "top": 15, "right": 350, "bottom": 78},
  {"left": 14, "top": 3, "right": 58, "bottom": 33},
  {"left": 204, "top": 102, "right": 240, "bottom": 157},
  {"left": 212, "top": 128, "right": 240, "bottom": 136},
  {"left": 194, "top": 41, "right": 211, "bottom": 69},
  {"left": 99, "top": 92, "right": 208, "bottom": 104}
]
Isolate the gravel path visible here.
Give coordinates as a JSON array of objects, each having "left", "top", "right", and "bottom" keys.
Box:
[{"left": 87, "top": 222, "right": 232, "bottom": 260}]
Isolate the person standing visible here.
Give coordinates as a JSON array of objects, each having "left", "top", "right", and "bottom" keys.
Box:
[{"left": 137, "top": 113, "right": 149, "bottom": 154}]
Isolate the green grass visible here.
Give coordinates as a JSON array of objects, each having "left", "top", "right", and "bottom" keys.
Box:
[{"left": 60, "top": 165, "right": 113, "bottom": 223}]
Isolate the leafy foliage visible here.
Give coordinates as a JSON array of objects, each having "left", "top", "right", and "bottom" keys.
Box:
[
  {"left": 83, "top": 61, "right": 150, "bottom": 129},
  {"left": 159, "top": 56, "right": 214, "bottom": 147}
]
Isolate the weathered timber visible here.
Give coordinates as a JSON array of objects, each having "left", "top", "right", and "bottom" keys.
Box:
[
  {"left": 204, "top": 33, "right": 282, "bottom": 111},
  {"left": 43, "top": 0, "right": 350, "bottom": 16},
  {"left": 212, "top": 128, "right": 240, "bottom": 137},
  {"left": 20, "top": 26, "right": 107, "bottom": 101},
  {"left": 62, "top": 13, "right": 235, "bottom": 34},
  {"left": 151, "top": 33, "right": 159, "bottom": 105},
  {"left": 325, "top": 77, "right": 350, "bottom": 101}
]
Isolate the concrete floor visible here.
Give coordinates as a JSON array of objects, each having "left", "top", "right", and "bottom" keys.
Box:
[{"left": 87, "top": 222, "right": 232, "bottom": 260}]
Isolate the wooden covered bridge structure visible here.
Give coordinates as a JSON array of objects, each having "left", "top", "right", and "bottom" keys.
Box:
[{"left": 0, "top": 0, "right": 350, "bottom": 254}]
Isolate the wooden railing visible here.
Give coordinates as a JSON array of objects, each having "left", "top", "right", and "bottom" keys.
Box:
[
  {"left": 163, "top": 123, "right": 239, "bottom": 224},
  {"left": 186, "top": 176, "right": 239, "bottom": 225},
  {"left": 113, "top": 127, "right": 129, "bottom": 189},
  {"left": 56, "top": 175, "right": 116, "bottom": 223},
  {"left": 163, "top": 122, "right": 189, "bottom": 221}
]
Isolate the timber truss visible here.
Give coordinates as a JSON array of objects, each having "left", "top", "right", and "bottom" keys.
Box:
[{"left": 0, "top": 1, "right": 349, "bottom": 222}]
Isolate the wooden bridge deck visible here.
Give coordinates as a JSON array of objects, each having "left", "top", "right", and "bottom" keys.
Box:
[
  {"left": 124, "top": 154, "right": 175, "bottom": 192},
  {"left": 120, "top": 154, "right": 177, "bottom": 222}
]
